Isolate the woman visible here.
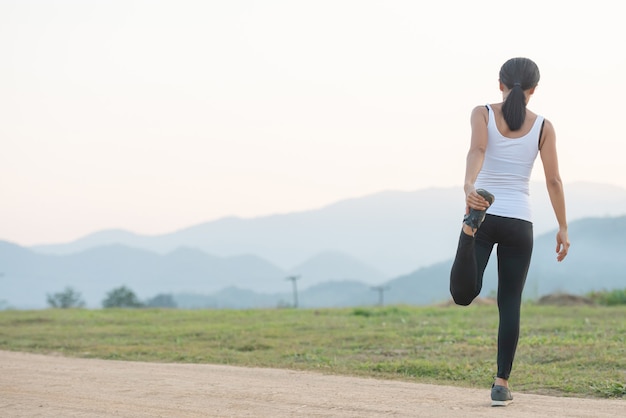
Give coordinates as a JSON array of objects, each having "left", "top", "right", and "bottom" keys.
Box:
[{"left": 449, "top": 57, "right": 570, "bottom": 406}]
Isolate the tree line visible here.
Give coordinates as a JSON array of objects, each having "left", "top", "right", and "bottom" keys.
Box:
[{"left": 46, "top": 286, "right": 176, "bottom": 309}]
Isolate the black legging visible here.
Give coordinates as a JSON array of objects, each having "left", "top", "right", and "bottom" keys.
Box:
[{"left": 449, "top": 214, "right": 533, "bottom": 380}]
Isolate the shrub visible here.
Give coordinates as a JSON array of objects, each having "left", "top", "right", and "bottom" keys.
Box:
[
  {"left": 587, "top": 288, "right": 626, "bottom": 306},
  {"left": 146, "top": 293, "right": 177, "bottom": 308},
  {"left": 46, "top": 287, "right": 85, "bottom": 308},
  {"left": 102, "top": 286, "right": 144, "bottom": 308}
]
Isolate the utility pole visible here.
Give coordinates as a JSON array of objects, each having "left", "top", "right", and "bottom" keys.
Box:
[
  {"left": 286, "top": 275, "right": 301, "bottom": 308},
  {"left": 371, "top": 285, "right": 390, "bottom": 306},
  {"left": 0, "top": 273, "right": 6, "bottom": 310}
]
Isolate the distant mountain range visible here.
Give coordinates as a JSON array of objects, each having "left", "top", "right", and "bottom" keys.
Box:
[
  {"left": 2, "top": 214, "right": 625, "bottom": 309},
  {"left": 0, "top": 243, "right": 379, "bottom": 308},
  {"left": 176, "top": 215, "right": 626, "bottom": 309},
  {"left": 28, "top": 182, "right": 626, "bottom": 277}
]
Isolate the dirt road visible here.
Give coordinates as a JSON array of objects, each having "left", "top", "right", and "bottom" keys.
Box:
[{"left": 0, "top": 350, "right": 623, "bottom": 417}]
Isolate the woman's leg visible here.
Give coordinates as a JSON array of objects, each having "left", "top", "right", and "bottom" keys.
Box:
[
  {"left": 449, "top": 219, "right": 495, "bottom": 306},
  {"left": 494, "top": 218, "right": 533, "bottom": 381}
]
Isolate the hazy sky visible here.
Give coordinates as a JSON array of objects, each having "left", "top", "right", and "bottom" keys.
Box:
[{"left": 1, "top": 0, "right": 624, "bottom": 246}]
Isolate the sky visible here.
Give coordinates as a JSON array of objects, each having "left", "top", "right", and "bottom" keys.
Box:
[{"left": 1, "top": 0, "right": 625, "bottom": 246}]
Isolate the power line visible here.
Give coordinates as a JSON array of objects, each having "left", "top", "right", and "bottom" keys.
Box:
[
  {"left": 371, "top": 285, "right": 390, "bottom": 306},
  {"left": 286, "top": 275, "right": 301, "bottom": 308}
]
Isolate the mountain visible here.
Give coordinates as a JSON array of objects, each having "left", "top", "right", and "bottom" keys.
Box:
[
  {"left": 174, "top": 287, "right": 289, "bottom": 309},
  {"left": 2, "top": 215, "right": 625, "bottom": 309},
  {"left": 383, "top": 215, "right": 626, "bottom": 305},
  {"left": 526, "top": 215, "right": 626, "bottom": 296},
  {"left": 295, "top": 280, "right": 375, "bottom": 308},
  {"left": 30, "top": 182, "right": 626, "bottom": 277},
  {"left": 178, "top": 213, "right": 624, "bottom": 306},
  {"left": 288, "top": 251, "right": 385, "bottom": 284},
  {"left": 0, "top": 243, "right": 285, "bottom": 309},
  {"left": 175, "top": 215, "right": 626, "bottom": 308},
  {"left": 0, "top": 243, "right": 383, "bottom": 309},
  {"left": 30, "top": 188, "right": 461, "bottom": 276},
  {"left": 173, "top": 281, "right": 376, "bottom": 310}
]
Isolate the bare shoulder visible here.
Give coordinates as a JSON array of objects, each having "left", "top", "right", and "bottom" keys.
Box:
[
  {"left": 542, "top": 117, "right": 556, "bottom": 134},
  {"left": 470, "top": 105, "right": 489, "bottom": 123},
  {"left": 471, "top": 105, "right": 489, "bottom": 115},
  {"left": 540, "top": 117, "right": 556, "bottom": 139},
  {"left": 539, "top": 117, "right": 557, "bottom": 150}
]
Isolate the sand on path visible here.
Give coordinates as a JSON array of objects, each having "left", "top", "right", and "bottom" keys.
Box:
[{"left": 0, "top": 350, "right": 623, "bottom": 417}]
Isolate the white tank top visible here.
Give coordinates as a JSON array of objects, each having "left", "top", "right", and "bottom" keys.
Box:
[{"left": 475, "top": 104, "right": 543, "bottom": 222}]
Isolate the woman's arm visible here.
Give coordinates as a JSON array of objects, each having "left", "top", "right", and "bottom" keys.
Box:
[
  {"left": 539, "top": 119, "right": 570, "bottom": 261},
  {"left": 464, "top": 106, "right": 490, "bottom": 210}
]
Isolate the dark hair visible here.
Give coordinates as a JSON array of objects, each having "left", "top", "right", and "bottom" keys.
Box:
[{"left": 499, "top": 57, "right": 540, "bottom": 131}]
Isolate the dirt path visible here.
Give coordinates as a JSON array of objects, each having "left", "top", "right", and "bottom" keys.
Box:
[{"left": 0, "top": 350, "right": 623, "bottom": 417}]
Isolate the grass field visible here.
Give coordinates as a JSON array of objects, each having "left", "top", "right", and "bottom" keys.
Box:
[{"left": 1, "top": 304, "right": 624, "bottom": 399}]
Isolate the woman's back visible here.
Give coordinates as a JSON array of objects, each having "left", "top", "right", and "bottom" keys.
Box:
[
  {"left": 489, "top": 103, "right": 539, "bottom": 139},
  {"left": 475, "top": 104, "right": 543, "bottom": 222}
]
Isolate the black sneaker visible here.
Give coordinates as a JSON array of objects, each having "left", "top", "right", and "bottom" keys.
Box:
[
  {"left": 491, "top": 384, "right": 513, "bottom": 407},
  {"left": 463, "top": 189, "right": 495, "bottom": 231}
]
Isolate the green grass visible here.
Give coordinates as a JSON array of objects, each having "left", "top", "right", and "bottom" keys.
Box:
[{"left": 1, "top": 304, "right": 624, "bottom": 399}]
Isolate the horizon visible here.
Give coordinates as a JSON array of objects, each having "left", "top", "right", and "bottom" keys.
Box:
[
  {"left": 5, "top": 180, "right": 625, "bottom": 248},
  {"left": 2, "top": 1, "right": 625, "bottom": 246}
]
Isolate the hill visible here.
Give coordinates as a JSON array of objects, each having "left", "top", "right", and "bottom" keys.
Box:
[
  {"left": 172, "top": 215, "right": 626, "bottom": 308},
  {"left": 3, "top": 215, "right": 626, "bottom": 310},
  {"left": 288, "top": 251, "right": 385, "bottom": 284},
  {"left": 383, "top": 215, "right": 626, "bottom": 305},
  {"left": 30, "top": 182, "right": 626, "bottom": 276},
  {"left": 0, "top": 244, "right": 383, "bottom": 309}
]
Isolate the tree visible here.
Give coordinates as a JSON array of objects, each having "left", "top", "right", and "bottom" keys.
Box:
[
  {"left": 47, "top": 287, "right": 85, "bottom": 309},
  {"left": 102, "top": 286, "right": 144, "bottom": 308},
  {"left": 146, "top": 293, "right": 177, "bottom": 308}
]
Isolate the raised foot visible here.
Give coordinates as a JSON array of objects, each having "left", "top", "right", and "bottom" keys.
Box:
[{"left": 463, "top": 188, "right": 495, "bottom": 232}]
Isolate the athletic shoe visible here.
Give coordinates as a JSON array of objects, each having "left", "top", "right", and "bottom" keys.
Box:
[
  {"left": 463, "top": 189, "right": 495, "bottom": 231},
  {"left": 491, "top": 384, "right": 513, "bottom": 407}
]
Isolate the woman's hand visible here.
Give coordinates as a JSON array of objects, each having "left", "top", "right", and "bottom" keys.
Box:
[
  {"left": 555, "top": 227, "right": 570, "bottom": 262},
  {"left": 465, "top": 187, "right": 491, "bottom": 211}
]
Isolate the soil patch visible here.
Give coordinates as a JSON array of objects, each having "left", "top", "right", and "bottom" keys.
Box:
[
  {"left": 537, "top": 293, "right": 594, "bottom": 306},
  {"left": 1, "top": 350, "right": 623, "bottom": 417}
]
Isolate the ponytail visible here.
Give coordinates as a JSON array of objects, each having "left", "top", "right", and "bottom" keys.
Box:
[
  {"left": 501, "top": 84, "right": 526, "bottom": 131},
  {"left": 499, "top": 58, "right": 540, "bottom": 131}
]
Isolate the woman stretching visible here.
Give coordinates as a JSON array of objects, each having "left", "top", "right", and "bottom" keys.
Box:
[{"left": 449, "top": 57, "right": 570, "bottom": 406}]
